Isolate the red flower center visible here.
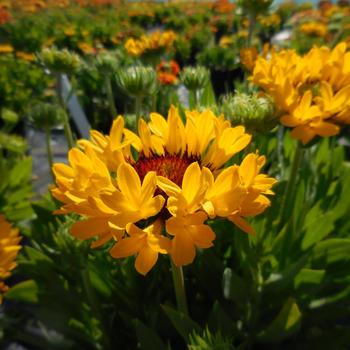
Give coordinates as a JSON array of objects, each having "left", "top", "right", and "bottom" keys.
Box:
[{"left": 134, "top": 152, "right": 200, "bottom": 187}]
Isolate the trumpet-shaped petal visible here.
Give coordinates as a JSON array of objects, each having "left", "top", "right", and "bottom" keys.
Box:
[
  {"left": 110, "top": 220, "right": 171, "bottom": 275},
  {"left": 166, "top": 212, "right": 215, "bottom": 266}
]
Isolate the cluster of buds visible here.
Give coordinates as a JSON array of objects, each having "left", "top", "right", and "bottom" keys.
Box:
[
  {"left": 116, "top": 66, "right": 158, "bottom": 97},
  {"left": 28, "top": 102, "right": 66, "bottom": 129},
  {"left": 221, "top": 92, "right": 276, "bottom": 133},
  {"left": 180, "top": 66, "right": 210, "bottom": 92},
  {"left": 37, "top": 47, "right": 82, "bottom": 75}
]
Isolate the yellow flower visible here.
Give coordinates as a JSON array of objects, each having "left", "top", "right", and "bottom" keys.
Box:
[
  {"left": 0, "top": 215, "right": 22, "bottom": 304},
  {"left": 240, "top": 47, "right": 258, "bottom": 71},
  {"left": 124, "top": 38, "right": 144, "bottom": 56},
  {"left": 52, "top": 106, "right": 276, "bottom": 273},
  {"left": 0, "top": 44, "right": 13, "bottom": 54},
  {"left": 64, "top": 27, "right": 76, "bottom": 37},
  {"left": 15, "top": 51, "right": 35, "bottom": 61},
  {"left": 110, "top": 220, "right": 171, "bottom": 275},
  {"left": 124, "top": 31, "right": 176, "bottom": 57},
  {"left": 219, "top": 35, "right": 234, "bottom": 48},
  {"left": 251, "top": 43, "right": 350, "bottom": 144},
  {"left": 299, "top": 22, "right": 328, "bottom": 38}
]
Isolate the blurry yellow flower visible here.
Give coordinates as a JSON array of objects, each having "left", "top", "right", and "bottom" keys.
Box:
[
  {"left": 15, "top": 51, "right": 35, "bottom": 61},
  {"left": 240, "top": 47, "right": 258, "bottom": 71},
  {"left": 124, "top": 31, "right": 176, "bottom": 57},
  {"left": 219, "top": 35, "right": 234, "bottom": 48},
  {"left": 299, "top": 22, "right": 328, "bottom": 38},
  {"left": 78, "top": 42, "right": 96, "bottom": 55},
  {"left": 258, "top": 13, "right": 281, "bottom": 28},
  {"left": 64, "top": 27, "right": 76, "bottom": 37},
  {"left": 125, "top": 38, "right": 144, "bottom": 56},
  {"left": 52, "top": 107, "right": 276, "bottom": 273},
  {"left": 0, "top": 44, "right": 13, "bottom": 54},
  {"left": 237, "top": 30, "right": 249, "bottom": 39},
  {"left": 0, "top": 215, "right": 22, "bottom": 304}
]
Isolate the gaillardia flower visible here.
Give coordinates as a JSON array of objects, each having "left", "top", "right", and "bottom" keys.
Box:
[
  {"left": 0, "top": 215, "right": 22, "bottom": 304},
  {"left": 52, "top": 106, "right": 276, "bottom": 274},
  {"left": 251, "top": 42, "right": 350, "bottom": 144}
]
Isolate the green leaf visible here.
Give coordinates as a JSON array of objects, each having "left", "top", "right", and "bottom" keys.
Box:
[
  {"left": 162, "top": 304, "right": 200, "bottom": 342},
  {"left": 301, "top": 203, "right": 335, "bottom": 250},
  {"left": 294, "top": 268, "right": 325, "bottom": 294},
  {"left": 134, "top": 319, "right": 166, "bottom": 350},
  {"left": 258, "top": 298, "right": 301, "bottom": 343},
  {"left": 311, "top": 239, "right": 350, "bottom": 267},
  {"left": 25, "top": 246, "right": 54, "bottom": 265},
  {"left": 208, "top": 301, "right": 235, "bottom": 336},
  {"left": 264, "top": 254, "right": 309, "bottom": 294},
  {"left": 6, "top": 280, "right": 39, "bottom": 303}
]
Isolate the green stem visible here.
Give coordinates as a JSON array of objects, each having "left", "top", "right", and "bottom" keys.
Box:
[
  {"left": 247, "top": 12, "right": 256, "bottom": 47},
  {"left": 135, "top": 94, "right": 143, "bottom": 131},
  {"left": 105, "top": 76, "right": 117, "bottom": 120},
  {"left": 62, "top": 112, "right": 74, "bottom": 149},
  {"left": 193, "top": 89, "right": 198, "bottom": 109},
  {"left": 278, "top": 142, "right": 303, "bottom": 230},
  {"left": 171, "top": 260, "right": 189, "bottom": 316},
  {"left": 56, "top": 74, "right": 74, "bottom": 149},
  {"left": 44, "top": 125, "right": 54, "bottom": 181}
]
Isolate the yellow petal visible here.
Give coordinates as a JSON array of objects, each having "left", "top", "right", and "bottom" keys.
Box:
[
  {"left": 117, "top": 163, "right": 141, "bottom": 206},
  {"left": 71, "top": 218, "right": 110, "bottom": 240},
  {"left": 109, "top": 236, "right": 145, "bottom": 258},
  {"left": 135, "top": 246, "right": 158, "bottom": 275},
  {"left": 229, "top": 215, "right": 256, "bottom": 235}
]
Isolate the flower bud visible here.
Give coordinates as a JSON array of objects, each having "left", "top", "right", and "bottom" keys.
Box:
[
  {"left": 28, "top": 102, "right": 66, "bottom": 129},
  {"left": 180, "top": 66, "right": 210, "bottom": 91},
  {"left": 0, "top": 132, "right": 26, "bottom": 154},
  {"left": 221, "top": 92, "right": 277, "bottom": 133},
  {"left": 95, "top": 52, "right": 118, "bottom": 76},
  {"left": 37, "top": 48, "right": 82, "bottom": 75},
  {"left": 116, "top": 66, "right": 158, "bottom": 97}
]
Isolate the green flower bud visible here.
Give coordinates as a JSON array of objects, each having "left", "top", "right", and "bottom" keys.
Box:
[
  {"left": 0, "top": 132, "right": 27, "bottom": 154},
  {"left": 221, "top": 92, "right": 277, "bottom": 133},
  {"left": 95, "top": 52, "right": 119, "bottom": 76},
  {"left": 28, "top": 102, "right": 66, "bottom": 129},
  {"left": 37, "top": 48, "right": 82, "bottom": 75},
  {"left": 116, "top": 66, "right": 158, "bottom": 97},
  {"left": 180, "top": 66, "right": 210, "bottom": 91}
]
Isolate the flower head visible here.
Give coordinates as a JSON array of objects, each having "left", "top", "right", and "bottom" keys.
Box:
[
  {"left": 52, "top": 106, "right": 276, "bottom": 274},
  {"left": 0, "top": 215, "right": 22, "bottom": 304},
  {"left": 251, "top": 42, "right": 350, "bottom": 144}
]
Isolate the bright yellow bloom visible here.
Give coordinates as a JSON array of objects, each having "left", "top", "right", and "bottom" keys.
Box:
[
  {"left": 240, "top": 47, "right": 258, "bottom": 71},
  {"left": 251, "top": 42, "right": 350, "bottom": 144},
  {"left": 0, "top": 44, "right": 13, "bottom": 54},
  {"left": 52, "top": 106, "right": 276, "bottom": 273},
  {"left": 299, "top": 22, "right": 328, "bottom": 38},
  {"left": 0, "top": 215, "right": 22, "bottom": 304},
  {"left": 124, "top": 31, "right": 176, "bottom": 57},
  {"left": 15, "top": 51, "right": 35, "bottom": 61}
]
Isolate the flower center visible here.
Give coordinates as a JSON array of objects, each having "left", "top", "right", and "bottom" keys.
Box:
[{"left": 134, "top": 152, "right": 200, "bottom": 186}]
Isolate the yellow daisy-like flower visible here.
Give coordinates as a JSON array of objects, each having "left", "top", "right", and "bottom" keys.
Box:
[
  {"left": 251, "top": 42, "right": 350, "bottom": 144},
  {"left": 52, "top": 106, "right": 276, "bottom": 274},
  {"left": 0, "top": 215, "right": 22, "bottom": 304}
]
